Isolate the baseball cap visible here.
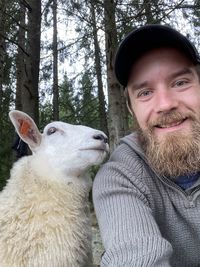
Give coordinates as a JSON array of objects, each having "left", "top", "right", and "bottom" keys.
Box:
[{"left": 114, "top": 24, "right": 200, "bottom": 87}]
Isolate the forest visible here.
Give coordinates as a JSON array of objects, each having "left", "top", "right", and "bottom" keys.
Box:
[{"left": 0, "top": 0, "right": 199, "bottom": 189}]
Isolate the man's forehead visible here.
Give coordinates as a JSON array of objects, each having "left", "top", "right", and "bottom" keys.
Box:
[
  {"left": 127, "top": 67, "right": 196, "bottom": 92},
  {"left": 127, "top": 48, "right": 197, "bottom": 87},
  {"left": 132, "top": 46, "right": 194, "bottom": 66}
]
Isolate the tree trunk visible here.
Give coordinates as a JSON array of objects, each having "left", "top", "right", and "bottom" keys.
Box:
[
  {"left": 16, "top": 2, "right": 26, "bottom": 111},
  {"left": 21, "top": 0, "right": 41, "bottom": 124},
  {"left": 104, "top": 0, "right": 129, "bottom": 151},
  {"left": 90, "top": 0, "right": 109, "bottom": 137},
  {"left": 0, "top": 0, "right": 6, "bottom": 119},
  {"left": 52, "top": 0, "right": 59, "bottom": 120},
  {"left": 144, "top": 0, "right": 160, "bottom": 24}
]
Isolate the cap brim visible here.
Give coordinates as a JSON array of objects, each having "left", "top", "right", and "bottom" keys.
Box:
[{"left": 115, "top": 24, "right": 200, "bottom": 87}]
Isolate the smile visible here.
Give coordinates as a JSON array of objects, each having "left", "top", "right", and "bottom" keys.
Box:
[{"left": 155, "top": 118, "right": 187, "bottom": 129}]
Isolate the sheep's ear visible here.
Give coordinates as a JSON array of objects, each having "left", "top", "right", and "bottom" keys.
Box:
[{"left": 9, "top": 110, "right": 42, "bottom": 151}]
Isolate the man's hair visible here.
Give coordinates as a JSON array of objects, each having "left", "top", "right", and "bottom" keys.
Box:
[{"left": 195, "top": 64, "right": 200, "bottom": 80}]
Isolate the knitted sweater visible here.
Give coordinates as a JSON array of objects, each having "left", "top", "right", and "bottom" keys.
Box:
[{"left": 93, "top": 132, "right": 200, "bottom": 267}]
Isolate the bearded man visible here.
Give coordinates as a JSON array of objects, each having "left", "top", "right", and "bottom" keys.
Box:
[{"left": 93, "top": 24, "right": 200, "bottom": 266}]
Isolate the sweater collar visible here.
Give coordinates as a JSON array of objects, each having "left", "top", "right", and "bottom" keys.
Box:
[{"left": 121, "top": 132, "right": 200, "bottom": 190}]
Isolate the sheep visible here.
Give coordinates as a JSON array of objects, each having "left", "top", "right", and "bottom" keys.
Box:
[{"left": 0, "top": 110, "right": 109, "bottom": 267}]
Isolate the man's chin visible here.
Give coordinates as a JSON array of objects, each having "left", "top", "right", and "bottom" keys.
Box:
[{"left": 139, "top": 127, "right": 200, "bottom": 178}]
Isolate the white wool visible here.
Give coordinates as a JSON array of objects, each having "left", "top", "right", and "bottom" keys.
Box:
[{"left": 0, "top": 110, "right": 109, "bottom": 267}]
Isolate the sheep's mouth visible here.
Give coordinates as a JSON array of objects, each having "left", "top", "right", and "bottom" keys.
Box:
[{"left": 79, "top": 144, "right": 109, "bottom": 153}]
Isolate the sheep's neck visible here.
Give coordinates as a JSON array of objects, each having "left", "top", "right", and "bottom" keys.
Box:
[{"left": 8, "top": 157, "right": 91, "bottom": 214}]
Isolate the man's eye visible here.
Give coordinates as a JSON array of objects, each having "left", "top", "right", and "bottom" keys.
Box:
[
  {"left": 174, "top": 79, "right": 188, "bottom": 87},
  {"left": 47, "top": 127, "right": 57, "bottom": 135},
  {"left": 137, "top": 89, "right": 152, "bottom": 98}
]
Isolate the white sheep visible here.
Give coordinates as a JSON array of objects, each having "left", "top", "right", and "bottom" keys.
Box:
[{"left": 0, "top": 110, "right": 109, "bottom": 267}]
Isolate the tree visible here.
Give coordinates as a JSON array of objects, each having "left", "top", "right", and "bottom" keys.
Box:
[
  {"left": 15, "top": 1, "right": 26, "bottom": 110},
  {"left": 0, "top": 0, "right": 6, "bottom": 118},
  {"left": 59, "top": 74, "right": 77, "bottom": 124},
  {"left": 90, "top": 0, "right": 109, "bottom": 137},
  {"left": 20, "top": 0, "right": 42, "bottom": 124},
  {"left": 104, "top": 0, "right": 129, "bottom": 151},
  {"left": 0, "top": 0, "right": 17, "bottom": 187},
  {"left": 62, "top": 0, "right": 109, "bottom": 133},
  {"left": 77, "top": 70, "right": 100, "bottom": 129},
  {"left": 52, "top": 0, "right": 59, "bottom": 120}
]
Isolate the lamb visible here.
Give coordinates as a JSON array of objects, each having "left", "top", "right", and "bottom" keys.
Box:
[{"left": 0, "top": 110, "right": 109, "bottom": 267}]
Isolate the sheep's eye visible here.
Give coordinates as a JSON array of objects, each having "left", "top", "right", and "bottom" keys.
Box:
[{"left": 47, "top": 127, "right": 57, "bottom": 135}]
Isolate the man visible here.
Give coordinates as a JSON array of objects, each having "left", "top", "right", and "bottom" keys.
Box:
[{"left": 93, "top": 24, "right": 200, "bottom": 266}]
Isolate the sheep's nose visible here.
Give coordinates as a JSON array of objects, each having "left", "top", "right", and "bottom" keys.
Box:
[{"left": 93, "top": 133, "right": 108, "bottom": 144}]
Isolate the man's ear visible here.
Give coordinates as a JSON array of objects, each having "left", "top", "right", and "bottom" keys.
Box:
[
  {"left": 126, "top": 100, "right": 134, "bottom": 116},
  {"left": 9, "top": 110, "right": 42, "bottom": 151},
  {"left": 124, "top": 88, "right": 134, "bottom": 116}
]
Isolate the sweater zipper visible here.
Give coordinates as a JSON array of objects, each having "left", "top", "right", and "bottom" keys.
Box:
[
  {"left": 142, "top": 152, "right": 200, "bottom": 204},
  {"left": 158, "top": 176, "right": 200, "bottom": 205}
]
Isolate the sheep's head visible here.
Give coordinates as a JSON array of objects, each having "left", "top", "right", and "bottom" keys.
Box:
[{"left": 9, "top": 110, "right": 109, "bottom": 178}]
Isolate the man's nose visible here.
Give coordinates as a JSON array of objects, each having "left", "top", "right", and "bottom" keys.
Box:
[{"left": 154, "top": 88, "right": 178, "bottom": 113}]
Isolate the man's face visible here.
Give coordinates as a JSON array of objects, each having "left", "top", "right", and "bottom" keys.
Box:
[{"left": 127, "top": 47, "right": 200, "bottom": 178}]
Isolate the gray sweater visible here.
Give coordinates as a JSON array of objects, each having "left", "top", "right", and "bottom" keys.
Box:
[{"left": 93, "top": 133, "right": 200, "bottom": 266}]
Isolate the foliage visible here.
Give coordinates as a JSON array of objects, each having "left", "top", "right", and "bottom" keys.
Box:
[
  {"left": 0, "top": 86, "right": 15, "bottom": 189},
  {"left": 75, "top": 70, "right": 100, "bottom": 129},
  {"left": 59, "top": 74, "right": 77, "bottom": 124}
]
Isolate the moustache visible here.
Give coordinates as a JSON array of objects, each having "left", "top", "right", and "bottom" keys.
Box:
[{"left": 147, "top": 110, "right": 196, "bottom": 131}]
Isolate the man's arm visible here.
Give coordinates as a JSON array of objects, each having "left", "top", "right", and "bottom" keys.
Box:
[{"left": 93, "top": 156, "right": 172, "bottom": 266}]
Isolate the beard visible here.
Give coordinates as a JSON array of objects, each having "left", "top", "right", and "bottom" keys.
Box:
[{"left": 138, "top": 110, "right": 200, "bottom": 179}]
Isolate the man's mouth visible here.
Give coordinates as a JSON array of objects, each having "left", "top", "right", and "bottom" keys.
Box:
[{"left": 155, "top": 118, "right": 187, "bottom": 129}]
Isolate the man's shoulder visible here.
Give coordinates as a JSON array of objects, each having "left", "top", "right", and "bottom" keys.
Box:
[
  {"left": 111, "top": 132, "right": 145, "bottom": 162},
  {"left": 100, "top": 132, "right": 149, "bottom": 181}
]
